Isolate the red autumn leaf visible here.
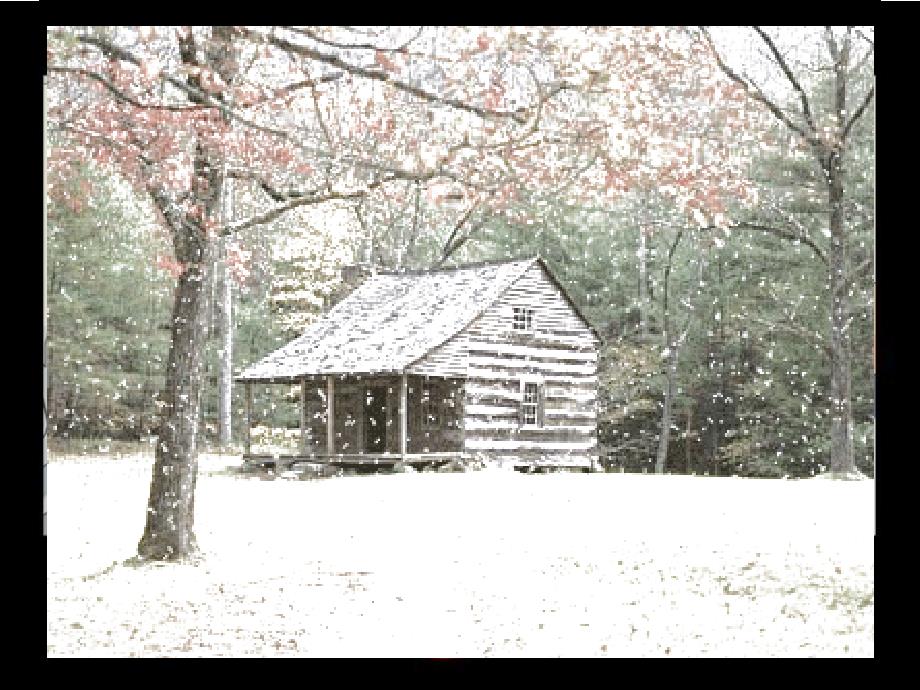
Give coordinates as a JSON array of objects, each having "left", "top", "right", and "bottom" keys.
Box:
[{"left": 375, "top": 50, "right": 398, "bottom": 72}]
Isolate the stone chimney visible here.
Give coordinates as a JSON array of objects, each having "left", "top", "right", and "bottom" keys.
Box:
[{"left": 325, "top": 262, "right": 375, "bottom": 309}]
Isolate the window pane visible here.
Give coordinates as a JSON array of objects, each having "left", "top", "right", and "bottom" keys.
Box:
[
  {"left": 522, "top": 382, "right": 540, "bottom": 426},
  {"left": 512, "top": 307, "right": 534, "bottom": 331}
]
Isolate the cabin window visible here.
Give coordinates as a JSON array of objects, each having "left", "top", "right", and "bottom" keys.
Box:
[
  {"left": 421, "top": 384, "right": 441, "bottom": 429},
  {"left": 521, "top": 382, "right": 543, "bottom": 427},
  {"left": 512, "top": 307, "right": 534, "bottom": 331}
]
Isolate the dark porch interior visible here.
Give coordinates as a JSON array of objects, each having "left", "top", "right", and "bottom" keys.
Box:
[{"left": 243, "top": 374, "right": 464, "bottom": 465}]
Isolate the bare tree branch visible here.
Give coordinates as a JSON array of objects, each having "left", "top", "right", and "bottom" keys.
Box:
[
  {"left": 438, "top": 199, "right": 482, "bottom": 265},
  {"left": 753, "top": 26, "right": 818, "bottom": 136},
  {"left": 733, "top": 221, "right": 828, "bottom": 265},
  {"left": 48, "top": 66, "right": 204, "bottom": 111},
  {"left": 285, "top": 26, "right": 425, "bottom": 55},
  {"left": 221, "top": 166, "right": 465, "bottom": 237},
  {"left": 51, "top": 31, "right": 297, "bottom": 142},
  {"left": 824, "top": 26, "right": 840, "bottom": 63},
  {"left": 406, "top": 180, "right": 422, "bottom": 259},
  {"left": 661, "top": 226, "right": 685, "bottom": 341},
  {"left": 308, "top": 77, "right": 337, "bottom": 156},
  {"left": 691, "top": 220, "right": 829, "bottom": 266},
  {"left": 220, "top": 186, "right": 373, "bottom": 236},
  {"left": 849, "top": 38, "right": 874, "bottom": 76},
  {"left": 842, "top": 84, "right": 875, "bottom": 142},
  {"left": 242, "top": 27, "right": 531, "bottom": 125},
  {"left": 353, "top": 202, "right": 379, "bottom": 267},
  {"left": 239, "top": 74, "right": 345, "bottom": 107},
  {"left": 699, "top": 27, "right": 823, "bottom": 150},
  {"left": 846, "top": 256, "right": 874, "bottom": 289}
]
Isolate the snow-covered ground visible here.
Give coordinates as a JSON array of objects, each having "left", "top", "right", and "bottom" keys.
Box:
[{"left": 47, "top": 454, "right": 874, "bottom": 657}]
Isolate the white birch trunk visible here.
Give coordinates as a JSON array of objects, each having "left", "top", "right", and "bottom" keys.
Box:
[{"left": 217, "top": 174, "right": 234, "bottom": 449}]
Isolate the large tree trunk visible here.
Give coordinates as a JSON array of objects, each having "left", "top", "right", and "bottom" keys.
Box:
[
  {"left": 826, "top": 28, "right": 856, "bottom": 475},
  {"left": 704, "top": 26, "right": 872, "bottom": 479},
  {"left": 137, "top": 26, "right": 236, "bottom": 559},
  {"left": 827, "top": 155, "right": 855, "bottom": 474},
  {"left": 137, "top": 253, "right": 210, "bottom": 560}
]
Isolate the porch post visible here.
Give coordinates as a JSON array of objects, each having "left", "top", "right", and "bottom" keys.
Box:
[
  {"left": 400, "top": 372, "right": 408, "bottom": 460},
  {"left": 300, "top": 378, "right": 307, "bottom": 456},
  {"left": 326, "top": 375, "right": 335, "bottom": 455},
  {"left": 244, "top": 382, "right": 252, "bottom": 457}
]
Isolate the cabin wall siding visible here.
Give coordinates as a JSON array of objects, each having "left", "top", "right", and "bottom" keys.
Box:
[{"left": 460, "top": 263, "right": 599, "bottom": 468}]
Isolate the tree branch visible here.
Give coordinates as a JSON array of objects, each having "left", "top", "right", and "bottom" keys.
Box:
[
  {"left": 238, "top": 73, "right": 344, "bottom": 108},
  {"left": 661, "top": 226, "right": 685, "bottom": 341},
  {"left": 437, "top": 199, "right": 482, "bottom": 265},
  {"left": 732, "top": 221, "right": 828, "bottom": 265},
  {"left": 691, "top": 220, "right": 828, "bottom": 266},
  {"left": 221, "top": 166, "right": 462, "bottom": 237},
  {"left": 406, "top": 180, "right": 422, "bottom": 258},
  {"left": 54, "top": 32, "right": 294, "bottom": 142},
  {"left": 699, "top": 27, "right": 823, "bottom": 150},
  {"left": 824, "top": 26, "right": 840, "bottom": 63},
  {"left": 842, "top": 84, "right": 875, "bottom": 141},
  {"left": 753, "top": 26, "right": 818, "bottom": 136},
  {"left": 847, "top": 256, "right": 873, "bottom": 289},
  {"left": 243, "top": 27, "right": 530, "bottom": 125},
  {"left": 48, "top": 66, "right": 204, "bottom": 111},
  {"left": 285, "top": 26, "right": 425, "bottom": 54}
]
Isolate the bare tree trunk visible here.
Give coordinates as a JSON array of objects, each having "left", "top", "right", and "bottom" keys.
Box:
[
  {"left": 827, "top": 44, "right": 856, "bottom": 475},
  {"left": 655, "top": 348, "right": 678, "bottom": 474},
  {"left": 704, "top": 26, "right": 872, "bottom": 478},
  {"left": 654, "top": 227, "right": 685, "bottom": 475},
  {"left": 43, "top": 78, "right": 48, "bottom": 536},
  {"left": 823, "top": 29, "right": 857, "bottom": 476},
  {"left": 138, "top": 26, "right": 235, "bottom": 559},
  {"left": 638, "top": 225, "right": 649, "bottom": 338},
  {"left": 217, "top": 175, "right": 234, "bottom": 449}
]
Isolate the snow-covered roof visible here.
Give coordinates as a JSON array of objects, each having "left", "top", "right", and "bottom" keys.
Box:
[{"left": 237, "top": 257, "right": 546, "bottom": 382}]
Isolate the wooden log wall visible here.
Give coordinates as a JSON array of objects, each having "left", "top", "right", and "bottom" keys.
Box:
[{"left": 414, "top": 263, "right": 600, "bottom": 468}]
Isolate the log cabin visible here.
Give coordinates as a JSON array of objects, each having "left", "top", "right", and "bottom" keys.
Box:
[{"left": 236, "top": 256, "right": 602, "bottom": 472}]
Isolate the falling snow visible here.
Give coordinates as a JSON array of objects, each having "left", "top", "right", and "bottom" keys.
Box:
[{"left": 45, "top": 25, "right": 874, "bottom": 658}]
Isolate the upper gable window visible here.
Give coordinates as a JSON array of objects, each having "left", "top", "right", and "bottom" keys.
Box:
[{"left": 512, "top": 307, "right": 534, "bottom": 332}]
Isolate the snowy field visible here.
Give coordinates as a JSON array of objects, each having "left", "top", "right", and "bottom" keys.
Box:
[{"left": 47, "top": 454, "right": 874, "bottom": 657}]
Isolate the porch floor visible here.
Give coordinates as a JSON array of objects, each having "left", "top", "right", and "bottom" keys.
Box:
[{"left": 243, "top": 452, "right": 465, "bottom": 469}]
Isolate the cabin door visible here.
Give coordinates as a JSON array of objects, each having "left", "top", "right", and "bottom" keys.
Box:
[{"left": 364, "top": 386, "right": 387, "bottom": 453}]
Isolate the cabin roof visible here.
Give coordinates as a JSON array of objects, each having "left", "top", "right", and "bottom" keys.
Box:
[{"left": 236, "top": 256, "right": 600, "bottom": 383}]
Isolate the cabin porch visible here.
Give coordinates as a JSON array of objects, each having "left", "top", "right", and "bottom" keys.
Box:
[
  {"left": 243, "top": 452, "right": 466, "bottom": 471},
  {"left": 240, "top": 373, "right": 465, "bottom": 465}
]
